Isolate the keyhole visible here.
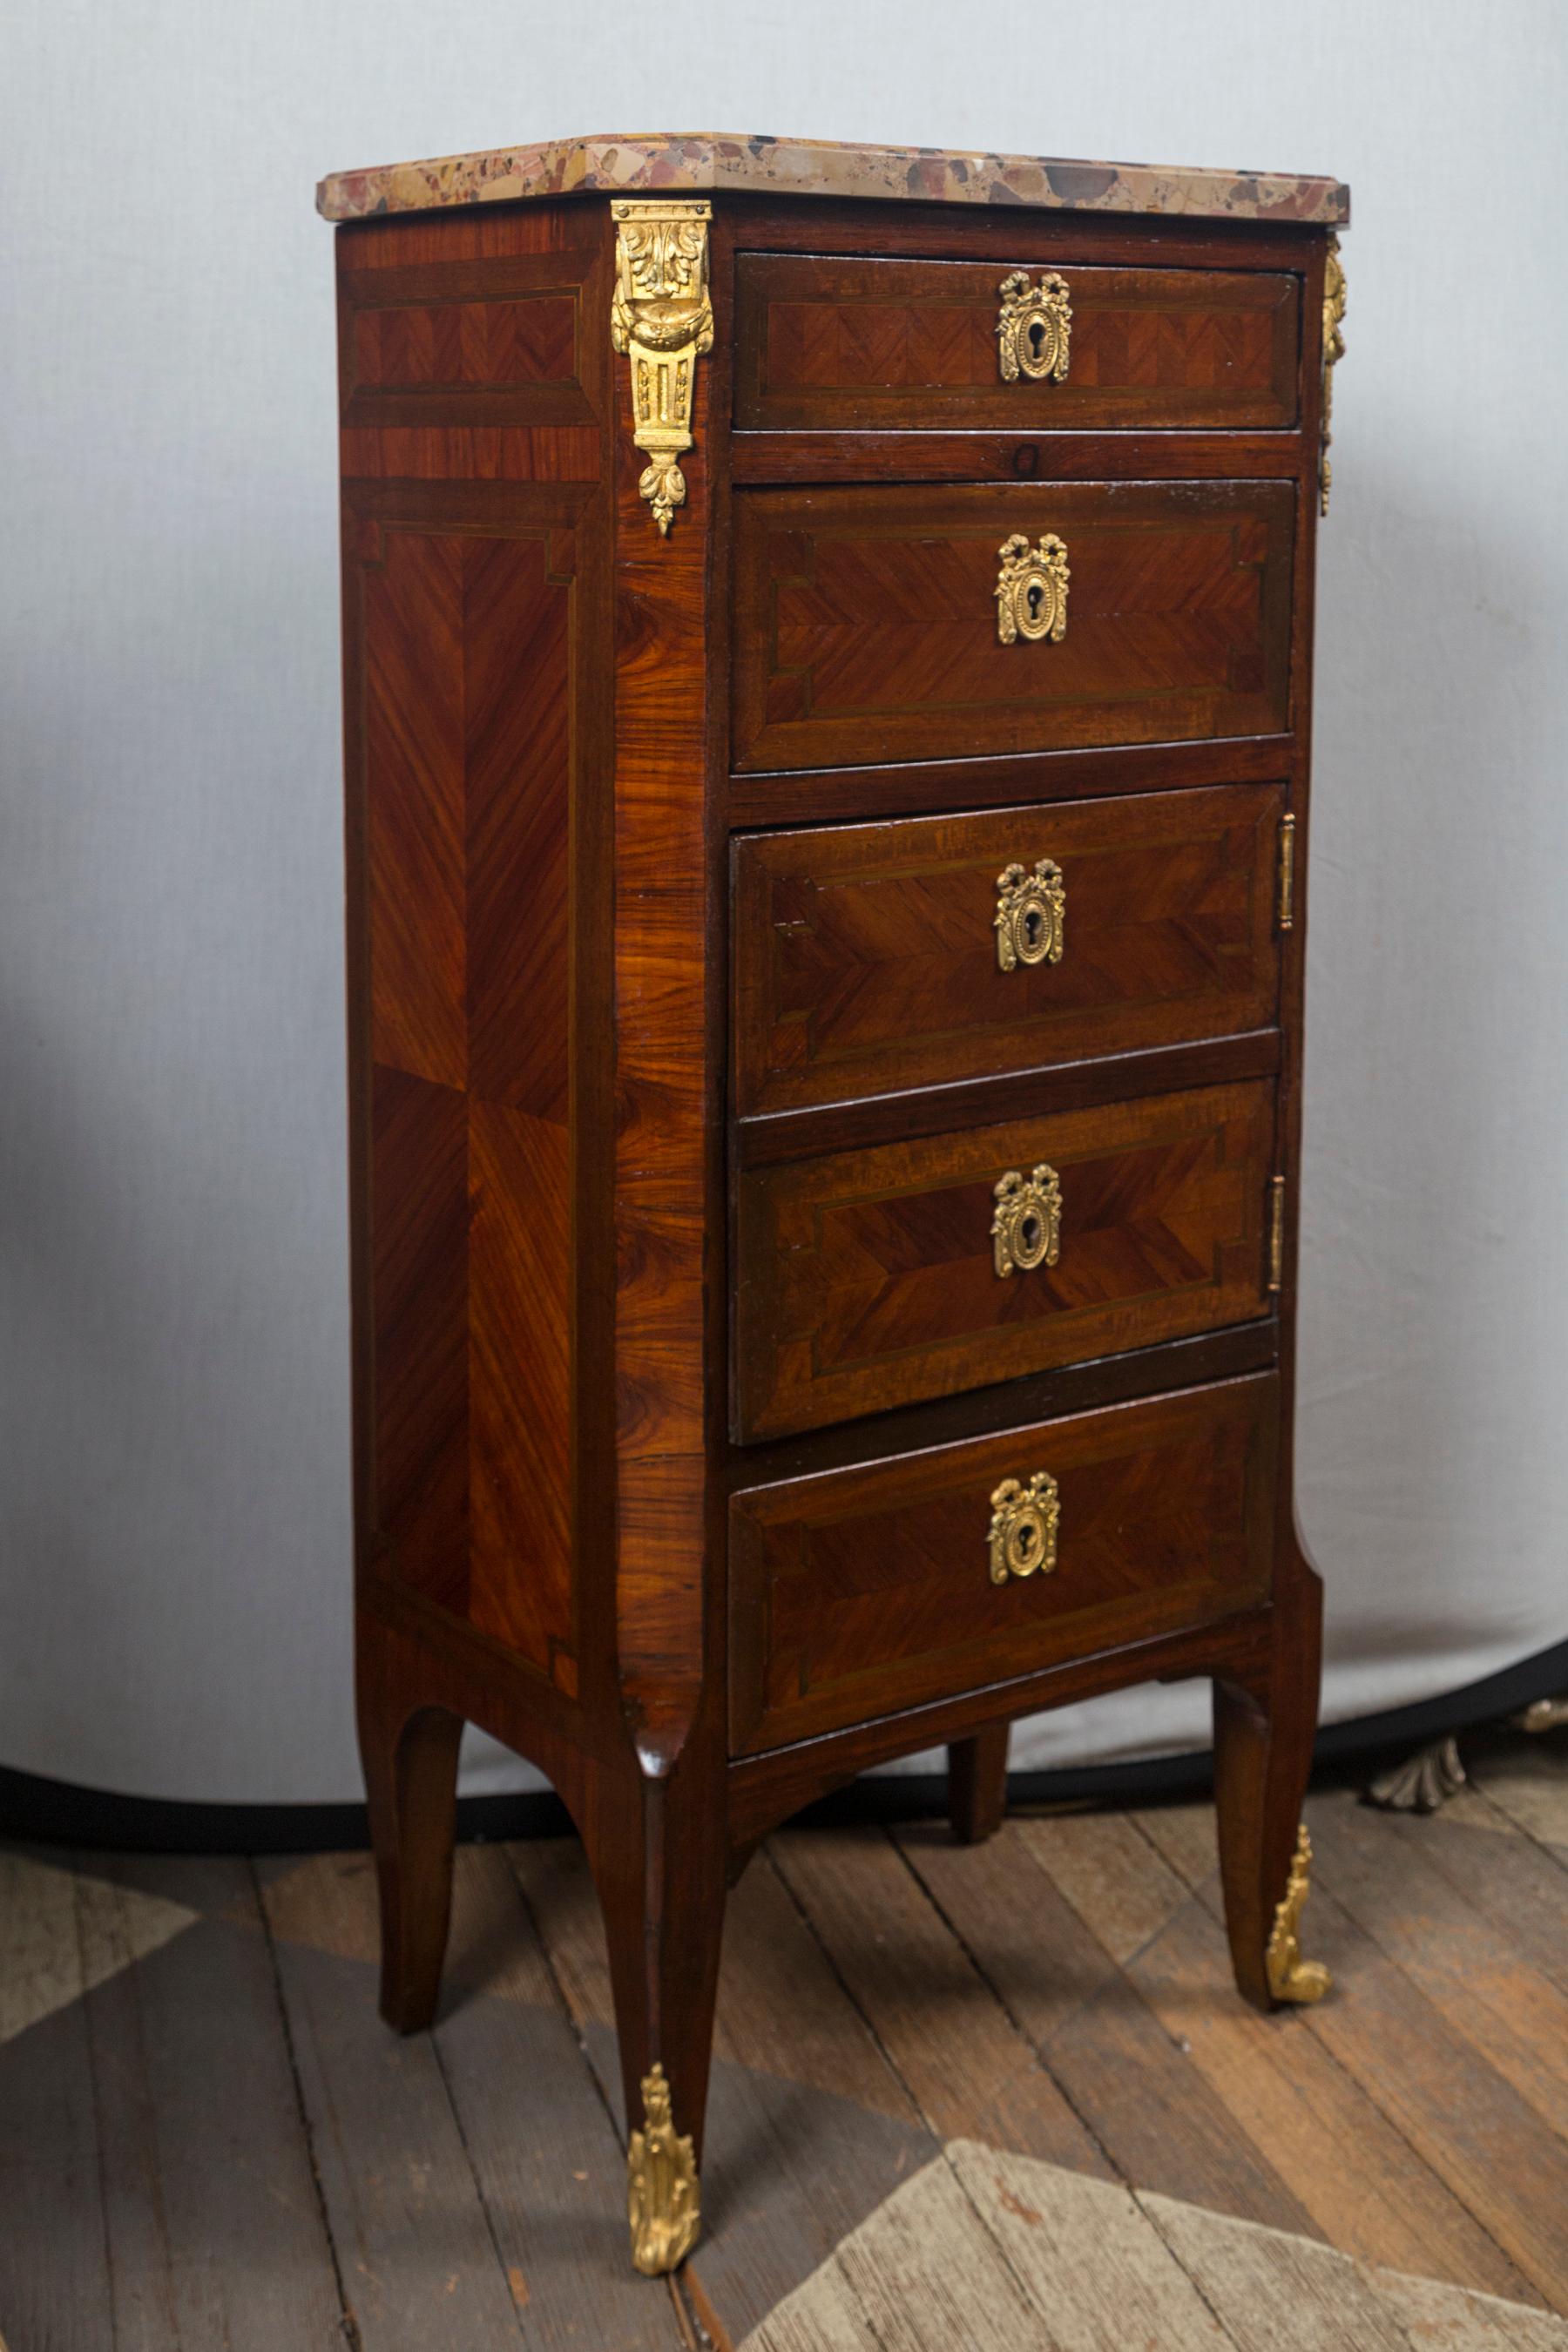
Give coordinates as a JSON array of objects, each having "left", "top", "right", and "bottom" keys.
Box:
[
  {"left": 1020, "top": 1212, "right": 1041, "bottom": 1254},
  {"left": 1028, "top": 319, "right": 1047, "bottom": 361},
  {"left": 1026, "top": 582, "right": 1045, "bottom": 622},
  {"left": 1017, "top": 1524, "right": 1037, "bottom": 1562},
  {"left": 1023, "top": 906, "right": 1044, "bottom": 949}
]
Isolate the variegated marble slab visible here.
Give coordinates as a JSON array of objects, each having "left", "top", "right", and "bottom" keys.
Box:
[{"left": 318, "top": 131, "right": 1348, "bottom": 226}]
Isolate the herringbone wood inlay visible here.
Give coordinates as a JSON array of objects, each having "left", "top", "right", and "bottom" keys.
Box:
[
  {"left": 736, "top": 253, "right": 1300, "bottom": 431},
  {"left": 463, "top": 533, "right": 572, "bottom": 1118},
  {"left": 735, "top": 1079, "right": 1274, "bottom": 1439},
  {"left": 364, "top": 531, "right": 467, "bottom": 1088},
  {"left": 733, "top": 781, "right": 1283, "bottom": 1117},
  {"left": 733, "top": 482, "right": 1294, "bottom": 773},
  {"left": 352, "top": 294, "right": 578, "bottom": 392},
  {"left": 357, "top": 523, "right": 578, "bottom": 1683},
  {"left": 728, "top": 1375, "right": 1276, "bottom": 1752},
  {"left": 467, "top": 1100, "right": 573, "bottom": 1686},
  {"left": 369, "top": 1063, "right": 471, "bottom": 1619}
]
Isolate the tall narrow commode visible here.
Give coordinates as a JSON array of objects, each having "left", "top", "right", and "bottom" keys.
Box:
[{"left": 318, "top": 131, "right": 1348, "bottom": 2274}]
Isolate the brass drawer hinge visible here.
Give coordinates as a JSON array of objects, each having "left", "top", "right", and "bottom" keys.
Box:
[
  {"left": 1267, "top": 1175, "right": 1287, "bottom": 1292},
  {"left": 1277, "top": 813, "right": 1296, "bottom": 931}
]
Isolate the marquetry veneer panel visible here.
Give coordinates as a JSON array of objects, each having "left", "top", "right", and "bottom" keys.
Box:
[
  {"left": 357, "top": 521, "right": 578, "bottom": 1692},
  {"left": 732, "top": 481, "right": 1294, "bottom": 774},
  {"left": 733, "top": 781, "right": 1285, "bottom": 1117},
  {"left": 735, "top": 253, "right": 1301, "bottom": 432},
  {"left": 729, "top": 1372, "right": 1279, "bottom": 1753},
  {"left": 734, "top": 1078, "right": 1275, "bottom": 1440}
]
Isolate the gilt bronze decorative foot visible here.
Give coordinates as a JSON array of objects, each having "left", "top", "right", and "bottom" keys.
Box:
[
  {"left": 1265, "top": 1825, "right": 1332, "bottom": 2004},
  {"left": 627, "top": 2065, "right": 700, "bottom": 2276}
]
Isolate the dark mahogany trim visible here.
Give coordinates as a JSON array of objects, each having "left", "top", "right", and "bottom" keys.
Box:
[
  {"left": 726, "top": 1606, "right": 1274, "bottom": 1845},
  {"left": 736, "top": 1027, "right": 1283, "bottom": 1167},
  {"left": 358, "top": 1575, "right": 584, "bottom": 1750},
  {"left": 721, "top": 1318, "right": 1279, "bottom": 1488},
  {"left": 720, "top": 198, "right": 1324, "bottom": 275},
  {"left": 732, "top": 431, "right": 1305, "bottom": 485},
  {"left": 727, "top": 733, "right": 1295, "bottom": 828}
]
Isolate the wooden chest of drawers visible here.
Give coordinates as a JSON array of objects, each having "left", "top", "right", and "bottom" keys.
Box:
[{"left": 321, "top": 130, "right": 1349, "bottom": 2278}]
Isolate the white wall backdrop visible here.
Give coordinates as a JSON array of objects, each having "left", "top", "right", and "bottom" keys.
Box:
[{"left": 2, "top": 0, "right": 1564, "bottom": 1805}]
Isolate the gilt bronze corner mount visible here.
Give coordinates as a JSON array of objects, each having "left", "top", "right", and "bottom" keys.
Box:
[
  {"left": 1265, "top": 1824, "right": 1332, "bottom": 2004},
  {"left": 611, "top": 199, "right": 714, "bottom": 537}
]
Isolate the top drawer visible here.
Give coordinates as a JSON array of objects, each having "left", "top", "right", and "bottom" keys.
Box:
[{"left": 734, "top": 254, "right": 1301, "bottom": 434}]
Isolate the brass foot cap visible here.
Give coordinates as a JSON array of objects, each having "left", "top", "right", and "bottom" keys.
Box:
[
  {"left": 1265, "top": 1824, "right": 1333, "bottom": 2005},
  {"left": 628, "top": 2063, "right": 700, "bottom": 2274}
]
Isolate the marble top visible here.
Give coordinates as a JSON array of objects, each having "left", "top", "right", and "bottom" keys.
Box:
[{"left": 317, "top": 132, "right": 1348, "bottom": 228}]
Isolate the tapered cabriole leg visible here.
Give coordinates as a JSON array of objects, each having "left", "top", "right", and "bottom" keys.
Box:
[
  {"left": 1213, "top": 1565, "right": 1330, "bottom": 2011},
  {"left": 593, "top": 1761, "right": 727, "bottom": 2276},
  {"left": 948, "top": 1722, "right": 1010, "bottom": 1845},
  {"left": 356, "top": 1609, "right": 464, "bottom": 2035}
]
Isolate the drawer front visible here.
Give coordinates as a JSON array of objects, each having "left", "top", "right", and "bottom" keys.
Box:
[
  {"left": 734, "top": 1078, "right": 1274, "bottom": 1440},
  {"left": 735, "top": 254, "right": 1301, "bottom": 433},
  {"left": 733, "top": 483, "right": 1294, "bottom": 774},
  {"left": 733, "top": 782, "right": 1284, "bottom": 1118},
  {"left": 729, "top": 1372, "right": 1278, "bottom": 1754}
]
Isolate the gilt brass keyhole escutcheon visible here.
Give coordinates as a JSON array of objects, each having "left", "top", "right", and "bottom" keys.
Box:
[
  {"left": 997, "top": 270, "right": 1071, "bottom": 382},
  {"left": 992, "top": 1163, "right": 1063, "bottom": 1278},
  {"left": 995, "top": 858, "right": 1064, "bottom": 971},
  {"left": 996, "top": 533, "right": 1069, "bottom": 645},
  {"left": 988, "top": 1470, "right": 1060, "bottom": 1584}
]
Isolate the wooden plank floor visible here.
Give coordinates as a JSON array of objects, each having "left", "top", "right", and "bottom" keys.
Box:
[{"left": 3, "top": 1724, "right": 1567, "bottom": 2350}]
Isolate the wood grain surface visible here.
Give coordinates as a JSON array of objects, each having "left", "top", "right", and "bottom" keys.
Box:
[
  {"left": 735, "top": 252, "right": 1301, "bottom": 432},
  {"left": 728, "top": 1374, "right": 1278, "bottom": 1754},
  {"left": 734, "top": 1078, "right": 1276, "bottom": 1438},
  {"left": 6, "top": 1742, "right": 1568, "bottom": 2346},
  {"left": 731, "top": 480, "right": 1295, "bottom": 774},
  {"left": 333, "top": 181, "right": 1337, "bottom": 2298},
  {"left": 733, "top": 781, "right": 1285, "bottom": 1119}
]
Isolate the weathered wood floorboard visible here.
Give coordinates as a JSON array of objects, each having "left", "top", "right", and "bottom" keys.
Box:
[
  {"left": 434, "top": 1844, "right": 690, "bottom": 2349},
  {"left": 1308, "top": 1796, "right": 1568, "bottom": 2133},
  {"left": 1465, "top": 1728, "right": 1568, "bottom": 1856},
  {"left": 258, "top": 1849, "right": 525, "bottom": 2352},
  {"left": 949, "top": 2140, "right": 1237, "bottom": 2348},
  {"left": 767, "top": 1826, "right": 1114, "bottom": 2176},
  {"left": 508, "top": 1835, "right": 937, "bottom": 2346},
  {"left": 1031, "top": 1807, "right": 1540, "bottom": 2300},
  {"left": 1143, "top": 2190, "right": 1420, "bottom": 2352},
  {"left": 1130, "top": 1893, "right": 1540, "bottom": 2301},
  {"left": 1140, "top": 1788, "right": 1568, "bottom": 2309},
  {"left": 1381, "top": 1802, "right": 1568, "bottom": 2002},
  {"left": 0, "top": 1850, "right": 125, "bottom": 2351},
  {"left": 82, "top": 1855, "right": 345, "bottom": 2352},
  {"left": 5, "top": 1753, "right": 1568, "bottom": 2349},
  {"left": 897, "top": 1820, "right": 1321, "bottom": 2234}
]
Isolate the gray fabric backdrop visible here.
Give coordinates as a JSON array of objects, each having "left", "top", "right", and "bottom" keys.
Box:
[{"left": 3, "top": 0, "right": 1564, "bottom": 1804}]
